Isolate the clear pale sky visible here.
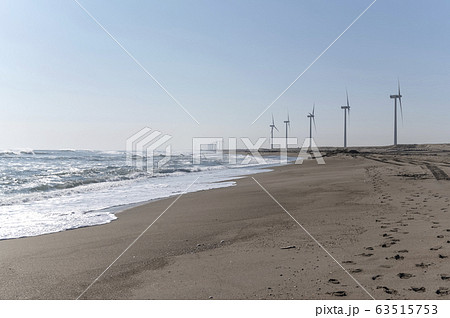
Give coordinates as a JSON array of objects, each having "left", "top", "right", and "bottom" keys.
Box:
[{"left": 0, "top": 0, "right": 449, "bottom": 150}]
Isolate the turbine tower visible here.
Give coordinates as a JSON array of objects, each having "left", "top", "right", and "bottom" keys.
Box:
[
  {"left": 390, "top": 80, "right": 403, "bottom": 146},
  {"left": 341, "top": 90, "right": 351, "bottom": 148},
  {"left": 269, "top": 114, "right": 279, "bottom": 150},
  {"left": 283, "top": 112, "right": 290, "bottom": 149},
  {"left": 307, "top": 104, "right": 316, "bottom": 149}
]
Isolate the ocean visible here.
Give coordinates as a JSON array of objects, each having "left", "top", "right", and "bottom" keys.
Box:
[{"left": 0, "top": 149, "right": 280, "bottom": 240}]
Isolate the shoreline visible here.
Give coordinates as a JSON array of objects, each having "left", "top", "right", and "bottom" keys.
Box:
[
  {"left": 114, "top": 165, "right": 279, "bottom": 215},
  {"left": 0, "top": 146, "right": 449, "bottom": 299}
]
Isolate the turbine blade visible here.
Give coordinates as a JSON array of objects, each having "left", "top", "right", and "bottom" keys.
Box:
[
  {"left": 400, "top": 81, "right": 403, "bottom": 124},
  {"left": 346, "top": 89, "right": 350, "bottom": 107},
  {"left": 346, "top": 107, "right": 350, "bottom": 127},
  {"left": 312, "top": 103, "right": 315, "bottom": 116},
  {"left": 272, "top": 114, "right": 274, "bottom": 125},
  {"left": 274, "top": 125, "right": 279, "bottom": 132},
  {"left": 399, "top": 96, "right": 403, "bottom": 125},
  {"left": 313, "top": 117, "right": 317, "bottom": 133}
]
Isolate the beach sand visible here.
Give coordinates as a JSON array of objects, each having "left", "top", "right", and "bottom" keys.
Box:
[{"left": 0, "top": 144, "right": 449, "bottom": 300}]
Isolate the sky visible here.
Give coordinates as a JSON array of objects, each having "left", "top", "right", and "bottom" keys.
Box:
[{"left": 0, "top": 0, "right": 449, "bottom": 150}]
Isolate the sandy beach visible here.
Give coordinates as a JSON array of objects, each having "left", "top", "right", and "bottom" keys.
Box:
[{"left": 0, "top": 144, "right": 449, "bottom": 300}]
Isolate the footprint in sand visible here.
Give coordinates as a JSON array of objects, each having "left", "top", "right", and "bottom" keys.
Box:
[
  {"left": 357, "top": 253, "right": 373, "bottom": 257},
  {"left": 436, "top": 288, "right": 450, "bottom": 296},
  {"left": 416, "top": 262, "right": 433, "bottom": 268},
  {"left": 328, "top": 279, "right": 340, "bottom": 284},
  {"left": 430, "top": 246, "right": 442, "bottom": 251},
  {"left": 377, "top": 286, "right": 397, "bottom": 295},
  {"left": 409, "top": 287, "right": 426, "bottom": 293},
  {"left": 350, "top": 269, "right": 363, "bottom": 274},
  {"left": 386, "top": 254, "right": 404, "bottom": 260},
  {"left": 331, "top": 291, "right": 347, "bottom": 297},
  {"left": 398, "top": 273, "right": 415, "bottom": 279},
  {"left": 372, "top": 274, "right": 382, "bottom": 280},
  {"left": 438, "top": 254, "right": 448, "bottom": 259},
  {"left": 381, "top": 241, "right": 398, "bottom": 248},
  {"left": 440, "top": 275, "right": 450, "bottom": 281},
  {"left": 342, "top": 260, "right": 355, "bottom": 264}
]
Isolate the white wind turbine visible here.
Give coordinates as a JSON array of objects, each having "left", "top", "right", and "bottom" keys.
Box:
[
  {"left": 341, "top": 90, "right": 351, "bottom": 148},
  {"left": 283, "top": 112, "right": 290, "bottom": 149},
  {"left": 390, "top": 80, "right": 403, "bottom": 146},
  {"left": 307, "top": 104, "right": 316, "bottom": 149},
  {"left": 269, "top": 114, "right": 279, "bottom": 150}
]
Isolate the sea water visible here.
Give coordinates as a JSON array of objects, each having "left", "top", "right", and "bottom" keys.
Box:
[{"left": 0, "top": 149, "right": 281, "bottom": 240}]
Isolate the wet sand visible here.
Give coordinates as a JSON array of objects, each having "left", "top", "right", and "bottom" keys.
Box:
[{"left": 0, "top": 144, "right": 449, "bottom": 299}]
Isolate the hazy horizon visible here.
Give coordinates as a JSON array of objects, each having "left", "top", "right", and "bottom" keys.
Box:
[{"left": 1, "top": 0, "right": 449, "bottom": 150}]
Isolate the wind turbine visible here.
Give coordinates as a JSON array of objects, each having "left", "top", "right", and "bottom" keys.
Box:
[
  {"left": 341, "top": 90, "right": 351, "bottom": 148},
  {"left": 269, "top": 114, "right": 279, "bottom": 150},
  {"left": 390, "top": 80, "right": 403, "bottom": 146},
  {"left": 283, "top": 112, "right": 290, "bottom": 149},
  {"left": 307, "top": 104, "right": 316, "bottom": 149}
]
